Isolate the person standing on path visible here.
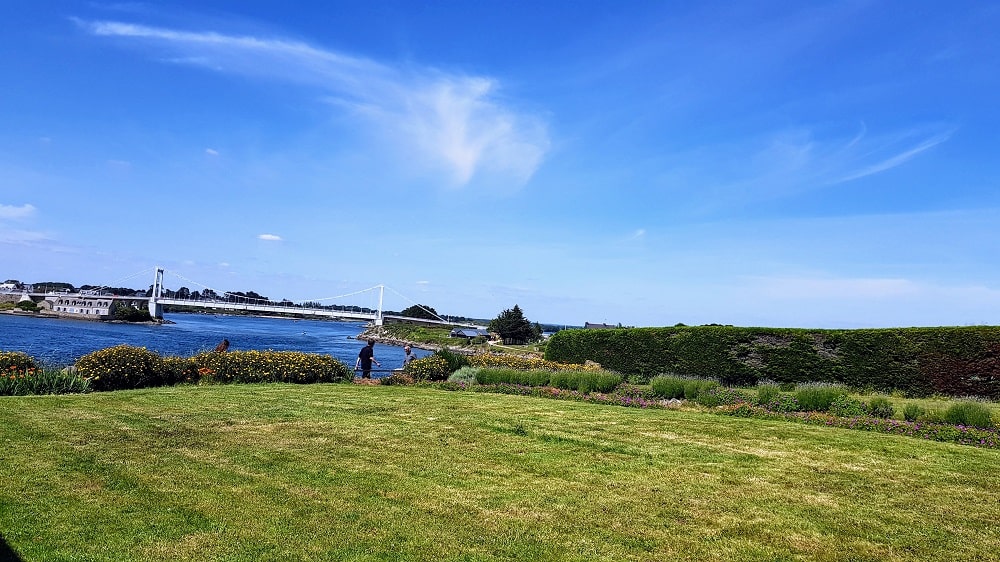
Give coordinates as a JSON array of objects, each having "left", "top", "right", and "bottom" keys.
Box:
[
  {"left": 402, "top": 345, "right": 417, "bottom": 368},
  {"left": 355, "top": 339, "right": 380, "bottom": 379}
]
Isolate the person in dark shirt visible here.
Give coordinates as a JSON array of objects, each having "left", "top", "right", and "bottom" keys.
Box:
[{"left": 355, "top": 339, "right": 380, "bottom": 379}]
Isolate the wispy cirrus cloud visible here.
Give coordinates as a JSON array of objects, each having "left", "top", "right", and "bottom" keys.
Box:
[
  {"left": 78, "top": 19, "right": 549, "bottom": 188},
  {"left": 257, "top": 234, "right": 282, "bottom": 241},
  {"left": 663, "top": 122, "right": 954, "bottom": 211}
]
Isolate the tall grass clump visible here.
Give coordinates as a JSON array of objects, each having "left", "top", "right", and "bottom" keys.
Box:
[
  {"left": 756, "top": 381, "right": 781, "bottom": 405},
  {"left": 475, "top": 368, "right": 551, "bottom": 387},
  {"left": 650, "top": 375, "right": 688, "bottom": 399},
  {"left": 0, "top": 366, "right": 91, "bottom": 395},
  {"left": 795, "top": 383, "right": 850, "bottom": 412},
  {"left": 448, "top": 366, "right": 480, "bottom": 384},
  {"left": 867, "top": 396, "right": 895, "bottom": 419},
  {"left": 943, "top": 401, "right": 995, "bottom": 429},
  {"left": 549, "top": 370, "right": 623, "bottom": 393},
  {"left": 903, "top": 403, "right": 926, "bottom": 422},
  {"left": 433, "top": 349, "right": 470, "bottom": 373},
  {"left": 684, "top": 378, "right": 720, "bottom": 400}
]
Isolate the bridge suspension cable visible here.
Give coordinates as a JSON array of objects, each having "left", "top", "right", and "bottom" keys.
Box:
[{"left": 383, "top": 285, "right": 448, "bottom": 323}]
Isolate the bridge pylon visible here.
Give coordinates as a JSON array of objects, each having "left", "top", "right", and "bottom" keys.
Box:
[{"left": 149, "top": 267, "right": 164, "bottom": 320}]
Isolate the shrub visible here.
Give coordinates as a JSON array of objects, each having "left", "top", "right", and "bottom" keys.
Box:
[
  {"left": 867, "top": 396, "right": 895, "bottom": 419},
  {"left": 468, "top": 353, "right": 596, "bottom": 372},
  {"left": 193, "top": 350, "right": 353, "bottom": 384},
  {"left": 14, "top": 300, "right": 38, "bottom": 312},
  {"left": 380, "top": 372, "right": 415, "bottom": 385},
  {"left": 162, "top": 356, "right": 200, "bottom": 385},
  {"left": 650, "top": 375, "right": 687, "bottom": 399},
  {"left": 795, "top": 383, "right": 849, "bottom": 412},
  {"left": 695, "top": 387, "right": 748, "bottom": 407},
  {"left": 829, "top": 395, "right": 868, "bottom": 418},
  {"left": 448, "top": 366, "right": 480, "bottom": 384},
  {"left": 902, "top": 403, "right": 925, "bottom": 422},
  {"left": 76, "top": 345, "right": 166, "bottom": 391},
  {"left": 434, "top": 349, "right": 470, "bottom": 374},
  {"left": 760, "top": 393, "right": 800, "bottom": 413},
  {"left": 943, "top": 401, "right": 995, "bottom": 429},
  {"left": 403, "top": 355, "right": 451, "bottom": 381},
  {"left": 0, "top": 351, "right": 37, "bottom": 373}
]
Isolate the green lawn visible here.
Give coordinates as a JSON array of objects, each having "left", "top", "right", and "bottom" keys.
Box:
[{"left": 2, "top": 384, "right": 999, "bottom": 561}]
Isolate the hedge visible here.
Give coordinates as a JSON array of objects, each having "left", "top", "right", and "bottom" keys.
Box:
[{"left": 544, "top": 326, "right": 1000, "bottom": 397}]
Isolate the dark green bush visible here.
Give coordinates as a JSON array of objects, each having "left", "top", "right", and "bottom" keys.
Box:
[
  {"left": 867, "top": 396, "right": 895, "bottom": 419},
  {"left": 545, "top": 325, "right": 1000, "bottom": 397},
  {"left": 795, "top": 383, "right": 849, "bottom": 412},
  {"left": 943, "top": 401, "right": 995, "bottom": 429},
  {"left": 14, "top": 300, "right": 38, "bottom": 312},
  {"left": 76, "top": 345, "right": 166, "bottom": 391},
  {"left": 902, "top": 403, "right": 925, "bottom": 422}
]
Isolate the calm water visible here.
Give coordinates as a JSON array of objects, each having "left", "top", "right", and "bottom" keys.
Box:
[{"left": 0, "top": 312, "right": 428, "bottom": 374}]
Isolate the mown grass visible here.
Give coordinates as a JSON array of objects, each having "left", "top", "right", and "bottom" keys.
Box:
[{"left": 2, "top": 384, "right": 999, "bottom": 561}]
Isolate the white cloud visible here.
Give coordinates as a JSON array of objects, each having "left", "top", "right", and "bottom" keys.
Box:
[
  {"left": 0, "top": 203, "right": 36, "bottom": 220},
  {"left": 205, "top": 148, "right": 219, "bottom": 156},
  {"left": 81, "top": 19, "right": 550, "bottom": 188},
  {"left": 257, "top": 234, "right": 282, "bottom": 241}
]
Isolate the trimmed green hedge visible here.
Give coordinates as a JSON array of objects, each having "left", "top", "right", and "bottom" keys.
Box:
[{"left": 545, "top": 326, "right": 1000, "bottom": 397}]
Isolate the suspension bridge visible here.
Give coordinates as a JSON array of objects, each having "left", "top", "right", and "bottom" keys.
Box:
[{"left": 20, "top": 266, "right": 483, "bottom": 328}]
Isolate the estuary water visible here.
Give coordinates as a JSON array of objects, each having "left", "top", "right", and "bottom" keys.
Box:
[{"left": 0, "top": 312, "right": 428, "bottom": 371}]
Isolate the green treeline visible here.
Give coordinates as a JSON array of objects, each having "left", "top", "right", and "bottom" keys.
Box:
[{"left": 545, "top": 325, "right": 1000, "bottom": 397}]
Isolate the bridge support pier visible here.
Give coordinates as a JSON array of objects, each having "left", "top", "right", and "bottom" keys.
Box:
[{"left": 148, "top": 267, "right": 164, "bottom": 320}]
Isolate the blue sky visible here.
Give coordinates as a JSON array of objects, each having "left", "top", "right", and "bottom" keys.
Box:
[{"left": 2, "top": 1, "right": 999, "bottom": 328}]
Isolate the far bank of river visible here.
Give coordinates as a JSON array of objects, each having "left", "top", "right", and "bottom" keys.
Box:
[{"left": 0, "top": 312, "right": 430, "bottom": 369}]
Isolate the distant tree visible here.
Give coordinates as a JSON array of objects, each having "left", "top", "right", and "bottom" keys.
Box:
[
  {"left": 244, "top": 291, "right": 268, "bottom": 302},
  {"left": 35, "top": 282, "right": 75, "bottom": 293},
  {"left": 202, "top": 288, "right": 218, "bottom": 300},
  {"left": 191, "top": 290, "right": 201, "bottom": 300},
  {"left": 401, "top": 304, "right": 439, "bottom": 320},
  {"left": 488, "top": 304, "right": 539, "bottom": 345},
  {"left": 112, "top": 302, "right": 152, "bottom": 322},
  {"left": 176, "top": 287, "right": 191, "bottom": 299}
]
